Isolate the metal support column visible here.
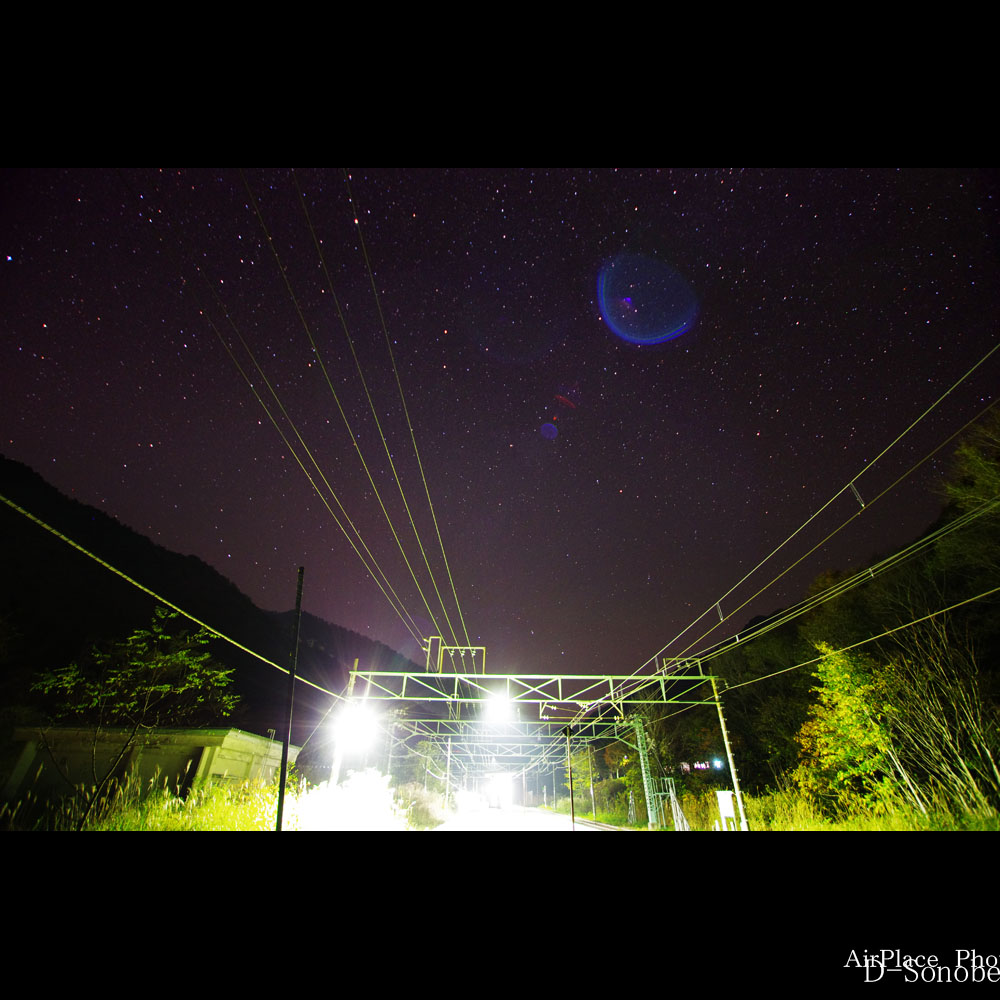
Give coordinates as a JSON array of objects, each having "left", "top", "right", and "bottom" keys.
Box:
[
  {"left": 564, "top": 726, "right": 575, "bottom": 830},
  {"left": 444, "top": 737, "right": 452, "bottom": 810},
  {"left": 711, "top": 676, "right": 749, "bottom": 831},
  {"left": 633, "top": 717, "right": 657, "bottom": 829},
  {"left": 588, "top": 745, "right": 596, "bottom": 823}
]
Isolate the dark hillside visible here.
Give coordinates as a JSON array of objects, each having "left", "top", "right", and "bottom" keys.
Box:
[{"left": 0, "top": 455, "right": 421, "bottom": 747}]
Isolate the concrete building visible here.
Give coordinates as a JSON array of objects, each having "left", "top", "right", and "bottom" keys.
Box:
[{"left": 2, "top": 726, "right": 299, "bottom": 805}]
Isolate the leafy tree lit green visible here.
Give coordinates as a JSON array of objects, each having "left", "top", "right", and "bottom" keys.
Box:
[
  {"left": 561, "top": 744, "right": 601, "bottom": 807},
  {"left": 31, "top": 606, "right": 239, "bottom": 829},
  {"left": 603, "top": 740, "right": 630, "bottom": 777},
  {"left": 791, "top": 643, "right": 899, "bottom": 814}
]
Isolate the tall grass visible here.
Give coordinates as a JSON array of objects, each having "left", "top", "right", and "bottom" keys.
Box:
[
  {"left": 1, "top": 767, "right": 411, "bottom": 831},
  {"left": 544, "top": 788, "right": 645, "bottom": 828},
  {"left": 7, "top": 767, "right": 996, "bottom": 831},
  {"left": 394, "top": 782, "right": 449, "bottom": 830},
  {"left": 674, "top": 786, "right": 1000, "bottom": 832}
]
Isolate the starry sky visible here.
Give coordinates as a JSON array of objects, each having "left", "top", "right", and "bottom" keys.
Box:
[{"left": 2, "top": 168, "right": 998, "bottom": 680}]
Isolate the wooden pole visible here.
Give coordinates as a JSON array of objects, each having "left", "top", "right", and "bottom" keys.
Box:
[{"left": 276, "top": 566, "right": 304, "bottom": 832}]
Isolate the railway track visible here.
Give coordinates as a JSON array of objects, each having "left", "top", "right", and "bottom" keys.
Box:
[{"left": 570, "top": 816, "right": 634, "bottom": 831}]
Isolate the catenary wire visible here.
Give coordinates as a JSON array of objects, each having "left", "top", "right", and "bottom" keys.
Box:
[
  {"left": 241, "top": 170, "right": 462, "bottom": 648},
  {"left": 118, "top": 170, "right": 428, "bottom": 647},
  {"left": 0, "top": 492, "right": 342, "bottom": 700},
  {"left": 632, "top": 342, "right": 1000, "bottom": 680},
  {"left": 661, "top": 398, "right": 1000, "bottom": 670},
  {"left": 298, "top": 169, "right": 469, "bottom": 649},
  {"left": 343, "top": 169, "right": 473, "bottom": 649},
  {"left": 642, "top": 579, "right": 1000, "bottom": 735},
  {"left": 205, "top": 312, "right": 426, "bottom": 645},
  {"left": 567, "top": 455, "right": 1000, "bottom": 724}
]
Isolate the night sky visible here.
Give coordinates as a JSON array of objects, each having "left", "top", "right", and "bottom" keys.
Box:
[{"left": 2, "top": 168, "right": 998, "bottom": 681}]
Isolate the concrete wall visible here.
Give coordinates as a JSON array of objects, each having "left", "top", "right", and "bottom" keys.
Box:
[{"left": 2, "top": 727, "right": 299, "bottom": 805}]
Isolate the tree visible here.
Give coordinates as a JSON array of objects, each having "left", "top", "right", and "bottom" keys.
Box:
[
  {"left": 791, "top": 643, "right": 902, "bottom": 815},
  {"left": 878, "top": 617, "right": 1000, "bottom": 814},
  {"left": 710, "top": 626, "right": 815, "bottom": 791},
  {"left": 943, "top": 407, "right": 1000, "bottom": 521},
  {"left": 932, "top": 408, "right": 1000, "bottom": 667},
  {"left": 603, "top": 741, "right": 630, "bottom": 778},
  {"left": 414, "top": 739, "right": 448, "bottom": 793},
  {"left": 31, "top": 606, "right": 239, "bottom": 829},
  {"left": 563, "top": 746, "right": 596, "bottom": 797}
]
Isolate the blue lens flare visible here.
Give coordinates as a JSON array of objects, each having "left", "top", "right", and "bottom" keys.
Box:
[{"left": 598, "top": 253, "right": 699, "bottom": 345}]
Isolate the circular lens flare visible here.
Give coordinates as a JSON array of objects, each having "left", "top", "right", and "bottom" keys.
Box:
[{"left": 598, "top": 253, "right": 698, "bottom": 345}]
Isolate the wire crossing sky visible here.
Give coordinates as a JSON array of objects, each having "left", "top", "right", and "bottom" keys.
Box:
[{"left": 2, "top": 168, "right": 998, "bottom": 676}]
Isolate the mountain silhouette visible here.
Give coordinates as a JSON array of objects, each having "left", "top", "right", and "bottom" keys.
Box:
[{"left": 0, "top": 454, "right": 422, "bottom": 755}]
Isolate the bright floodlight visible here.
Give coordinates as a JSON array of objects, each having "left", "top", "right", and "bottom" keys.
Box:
[
  {"left": 334, "top": 701, "right": 378, "bottom": 752},
  {"left": 485, "top": 772, "right": 513, "bottom": 809},
  {"left": 485, "top": 691, "right": 512, "bottom": 722}
]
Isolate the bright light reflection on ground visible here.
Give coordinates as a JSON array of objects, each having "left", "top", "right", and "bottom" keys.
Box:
[
  {"left": 277, "top": 770, "right": 606, "bottom": 831},
  {"left": 283, "top": 769, "right": 408, "bottom": 831},
  {"left": 484, "top": 772, "right": 513, "bottom": 809}
]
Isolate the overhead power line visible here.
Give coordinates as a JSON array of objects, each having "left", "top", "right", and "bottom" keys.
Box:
[
  {"left": 343, "top": 169, "right": 472, "bottom": 649},
  {"left": 664, "top": 398, "right": 1000, "bottom": 669},
  {"left": 642, "top": 576, "right": 1000, "bottom": 734},
  {"left": 673, "top": 494, "right": 1000, "bottom": 679},
  {"left": 567, "top": 402, "right": 1000, "bottom": 725},
  {"left": 241, "top": 170, "right": 463, "bottom": 648},
  {"left": 119, "top": 170, "right": 430, "bottom": 648},
  {"left": 634, "top": 341, "right": 1000, "bottom": 680},
  {"left": 205, "top": 312, "right": 427, "bottom": 645},
  {"left": 0, "top": 492, "right": 341, "bottom": 701},
  {"left": 725, "top": 580, "right": 1000, "bottom": 694}
]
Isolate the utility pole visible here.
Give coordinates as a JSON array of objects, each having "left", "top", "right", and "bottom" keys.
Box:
[
  {"left": 564, "top": 727, "right": 575, "bottom": 830},
  {"left": 588, "top": 745, "right": 597, "bottom": 823},
  {"left": 711, "top": 676, "right": 750, "bottom": 831},
  {"left": 276, "top": 566, "right": 304, "bottom": 833},
  {"left": 385, "top": 712, "right": 395, "bottom": 784},
  {"left": 444, "top": 737, "right": 452, "bottom": 810}
]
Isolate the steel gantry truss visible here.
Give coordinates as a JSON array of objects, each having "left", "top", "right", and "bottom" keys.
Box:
[
  {"left": 349, "top": 667, "right": 715, "bottom": 715},
  {"left": 343, "top": 651, "right": 750, "bottom": 829}
]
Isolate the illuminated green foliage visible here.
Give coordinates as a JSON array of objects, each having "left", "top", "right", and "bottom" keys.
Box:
[
  {"left": 562, "top": 746, "right": 595, "bottom": 795},
  {"left": 603, "top": 741, "right": 630, "bottom": 777},
  {"left": 791, "top": 643, "right": 898, "bottom": 814},
  {"left": 32, "top": 606, "right": 238, "bottom": 729},
  {"left": 30, "top": 606, "right": 239, "bottom": 830},
  {"left": 944, "top": 408, "right": 1000, "bottom": 517},
  {"left": 3, "top": 770, "right": 411, "bottom": 831}
]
